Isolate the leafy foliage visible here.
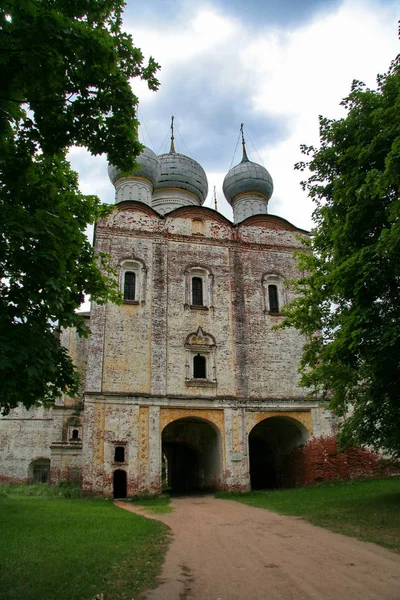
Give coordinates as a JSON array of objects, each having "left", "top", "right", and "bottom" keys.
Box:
[
  {"left": 283, "top": 52, "right": 400, "bottom": 458},
  {"left": 0, "top": 1, "right": 160, "bottom": 413}
]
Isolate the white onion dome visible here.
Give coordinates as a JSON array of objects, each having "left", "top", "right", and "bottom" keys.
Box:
[
  {"left": 108, "top": 146, "right": 161, "bottom": 187},
  {"left": 155, "top": 150, "right": 208, "bottom": 204},
  {"left": 223, "top": 148, "right": 273, "bottom": 205}
]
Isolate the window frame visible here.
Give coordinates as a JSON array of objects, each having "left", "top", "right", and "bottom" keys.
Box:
[
  {"left": 68, "top": 425, "right": 82, "bottom": 442},
  {"left": 184, "top": 327, "right": 217, "bottom": 387},
  {"left": 262, "top": 273, "right": 286, "bottom": 316},
  {"left": 119, "top": 259, "right": 147, "bottom": 305},
  {"left": 184, "top": 266, "right": 213, "bottom": 310}
]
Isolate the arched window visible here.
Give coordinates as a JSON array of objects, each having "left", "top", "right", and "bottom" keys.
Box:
[
  {"left": 268, "top": 285, "right": 279, "bottom": 313},
  {"left": 68, "top": 425, "right": 82, "bottom": 441},
  {"left": 185, "top": 327, "right": 217, "bottom": 386},
  {"left": 263, "top": 273, "right": 286, "bottom": 315},
  {"left": 184, "top": 266, "right": 213, "bottom": 309},
  {"left": 192, "top": 277, "right": 203, "bottom": 306},
  {"left": 124, "top": 271, "right": 136, "bottom": 301},
  {"left": 114, "top": 446, "right": 125, "bottom": 463},
  {"left": 193, "top": 354, "right": 206, "bottom": 379},
  {"left": 120, "top": 259, "right": 146, "bottom": 304}
]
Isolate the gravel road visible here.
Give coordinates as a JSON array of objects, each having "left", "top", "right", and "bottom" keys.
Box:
[{"left": 116, "top": 496, "right": 400, "bottom": 600}]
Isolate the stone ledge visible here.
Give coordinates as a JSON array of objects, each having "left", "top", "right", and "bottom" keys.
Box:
[{"left": 185, "top": 379, "right": 217, "bottom": 388}]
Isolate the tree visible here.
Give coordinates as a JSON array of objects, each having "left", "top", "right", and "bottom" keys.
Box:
[
  {"left": 283, "top": 51, "right": 400, "bottom": 458},
  {"left": 0, "top": 0, "right": 160, "bottom": 414}
]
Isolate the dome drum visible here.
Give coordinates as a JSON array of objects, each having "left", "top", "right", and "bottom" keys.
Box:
[
  {"left": 152, "top": 188, "right": 201, "bottom": 215},
  {"left": 223, "top": 151, "right": 274, "bottom": 224},
  {"left": 231, "top": 194, "right": 269, "bottom": 224},
  {"left": 114, "top": 178, "right": 154, "bottom": 206}
]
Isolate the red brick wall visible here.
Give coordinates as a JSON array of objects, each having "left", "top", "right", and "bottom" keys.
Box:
[{"left": 282, "top": 436, "right": 391, "bottom": 487}]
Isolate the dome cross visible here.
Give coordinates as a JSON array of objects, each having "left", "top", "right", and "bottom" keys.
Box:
[{"left": 240, "top": 123, "right": 249, "bottom": 162}]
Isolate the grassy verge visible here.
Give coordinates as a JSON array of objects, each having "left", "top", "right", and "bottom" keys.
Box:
[
  {"left": 0, "top": 481, "right": 82, "bottom": 498},
  {"left": 216, "top": 477, "right": 400, "bottom": 552},
  {"left": 0, "top": 485, "right": 170, "bottom": 600},
  {"left": 130, "top": 494, "right": 173, "bottom": 514}
]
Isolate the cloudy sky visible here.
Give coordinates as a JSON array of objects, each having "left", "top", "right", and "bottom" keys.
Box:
[{"left": 69, "top": 0, "right": 399, "bottom": 232}]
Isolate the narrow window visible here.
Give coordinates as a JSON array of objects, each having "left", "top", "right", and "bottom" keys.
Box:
[
  {"left": 268, "top": 285, "right": 279, "bottom": 313},
  {"left": 71, "top": 429, "right": 79, "bottom": 440},
  {"left": 114, "top": 446, "right": 125, "bottom": 463},
  {"left": 124, "top": 272, "right": 136, "bottom": 301},
  {"left": 193, "top": 354, "right": 206, "bottom": 378},
  {"left": 192, "top": 277, "right": 203, "bottom": 306}
]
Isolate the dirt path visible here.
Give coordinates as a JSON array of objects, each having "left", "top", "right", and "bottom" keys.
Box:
[{"left": 115, "top": 496, "right": 400, "bottom": 600}]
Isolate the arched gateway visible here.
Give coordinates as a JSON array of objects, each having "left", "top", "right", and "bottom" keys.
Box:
[
  {"left": 249, "top": 416, "right": 309, "bottom": 490},
  {"left": 162, "top": 417, "right": 222, "bottom": 494}
]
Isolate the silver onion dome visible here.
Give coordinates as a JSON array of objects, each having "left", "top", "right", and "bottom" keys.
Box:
[
  {"left": 223, "top": 128, "right": 273, "bottom": 204},
  {"left": 108, "top": 146, "right": 161, "bottom": 187},
  {"left": 155, "top": 151, "right": 208, "bottom": 204}
]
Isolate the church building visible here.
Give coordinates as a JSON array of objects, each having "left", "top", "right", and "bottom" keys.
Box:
[{"left": 0, "top": 127, "right": 336, "bottom": 497}]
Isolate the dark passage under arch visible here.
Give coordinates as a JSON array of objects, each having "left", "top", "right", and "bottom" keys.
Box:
[
  {"left": 249, "top": 417, "right": 309, "bottom": 490},
  {"left": 163, "top": 442, "right": 199, "bottom": 494},
  {"left": 249, "top": 437, "right": 277, "bottom": 490},
  {"left": 113, "top": 469, "right": 127, "bottom": 498},
  {"left": 162, "top": 417, "right": 221, "bottom": 495}
]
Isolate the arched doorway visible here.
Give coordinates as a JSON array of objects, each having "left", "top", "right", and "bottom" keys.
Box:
[
  {"left": 28, "top": 458, "right": 50, "bottom": 483},
  {"left": 162, "top": 417, "right": 222, "bottom": 494},
  {"left": 113, "top": 469, "right": 127, "bottom": 498},
  {"left": 249, "top": 417, "right": 309, "bottom": 490}
]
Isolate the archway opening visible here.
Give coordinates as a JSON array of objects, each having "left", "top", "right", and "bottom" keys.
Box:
[
  {"left": 113, "top": 469, "right": 127, "bottom": 498},
  {"left": 29, "top": 459, "right": 50, "bottom": 483},
  {"left": 249, "top": 417, "right": 309, "bottom": 490},
  {"left": 162, "top": 417, "right": 222, "bottom": 495}
]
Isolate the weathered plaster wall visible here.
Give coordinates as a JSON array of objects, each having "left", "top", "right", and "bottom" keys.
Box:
[
  {"left": 92, "top": 204, "right": 309, "bottom": 403},
  {"left": 0, "top": 406, "right": 53, "bottom": 482},
  {"left": 81, "top": 399, "right": 161, "bottom": 496},
  {"left": 166, "top": 239, "right": 235, "bottom": 397}
]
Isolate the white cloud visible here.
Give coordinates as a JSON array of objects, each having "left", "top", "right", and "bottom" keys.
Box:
[
  {"left": 243, "top": 1, "right": 399, "bottom": 229},
  {"left": 72, "top": 0, "right": 399, "bottom": 234}
]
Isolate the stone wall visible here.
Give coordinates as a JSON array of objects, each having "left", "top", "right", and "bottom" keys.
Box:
[{"left": 0, "top": 405, "right": 53, "bottom": 483}]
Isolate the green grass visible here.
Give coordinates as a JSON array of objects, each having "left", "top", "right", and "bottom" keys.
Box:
[
  {"left": 0, "top": 481, "right": 81, "bottom": 498},
  {"left": 216, "top": 477, "right": 400, "bottom": 552},
  {"left": 130, "top": 494, "right": 173, "bottom": 514},
  {"left": 0, "top": 486, "right": 170, "bottom": 600}
]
